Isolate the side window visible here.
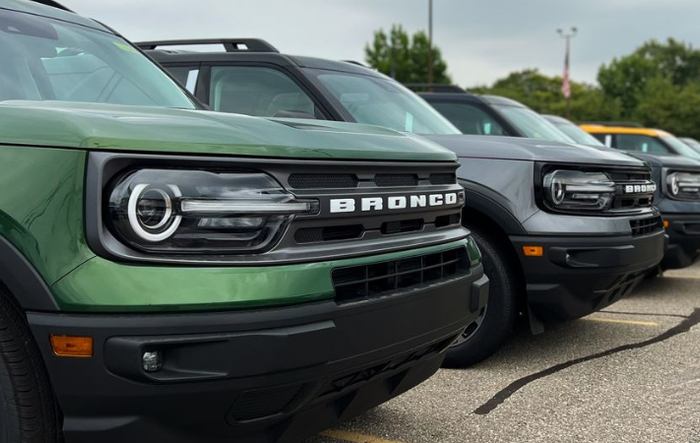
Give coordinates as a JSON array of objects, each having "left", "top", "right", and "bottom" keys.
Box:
[
  {"left": 208, "top": 66, "right": 317, "bottom": 118},
  {"left": 163, "top": 66, "right": 199, "bottom": 93},
  {"left": 428, "top": 101, "right": 505, "bottom": 136},
  {"left": 615, "top": 134, "right": 671, "bottom": 154},
  {"left": 589, "top": 133, "right": 609, "bottom": 146}
]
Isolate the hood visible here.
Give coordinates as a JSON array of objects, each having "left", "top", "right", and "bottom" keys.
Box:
[
  {"left": 628, "top": 152, "right": 700, "bottom": 170},
  {"left": 0, "top": 101, "right": 455, "bottom": 162},
  {"left": 425, "top": 134, "right": 647, "bottom": 168}
]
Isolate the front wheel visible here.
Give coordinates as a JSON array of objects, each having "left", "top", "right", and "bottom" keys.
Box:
[
  {"left": 0, "top": 292, "right": 58, "bottom": 443},
  {"left": 443, "top": 228, "right": 520, "bottom": 368}
]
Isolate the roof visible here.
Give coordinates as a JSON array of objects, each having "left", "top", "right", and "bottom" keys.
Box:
[
  {"left": 541, "top": 114, "right": 571, "bottom": 125},
  {"left": 418, "top": 92, "right": 483, "bottom": 103},
  {"left": 0, "top": 0, "right": 108, "bottom": 32},
  {"left": 579, "top": 124, "right": 673, "bottom": 138},
  {"left": 138, "top": 38, "right": 386, "bottom": 79},
  {"left": 418, "top": 92, "right": 529, "bottom": 108}
]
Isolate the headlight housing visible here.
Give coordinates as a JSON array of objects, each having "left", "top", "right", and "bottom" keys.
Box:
[
  {"left": 666, "top": 172, "right": 700, "bottom": 201},
  {"left": 540, "top": 168, "right": 656, "bottom": 214},
  {"left": 542, "top": 170, "right": 617, "bottom": 211},
  {"left": 107, "top": 169, "right": 317, "bottom": 254}
]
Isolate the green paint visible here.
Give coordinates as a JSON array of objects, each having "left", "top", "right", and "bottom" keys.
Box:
[
  {"left": 0, "top": 102, "right": 456, "bottom": 162},
  {"left": 0, "top": 146, "right": 94, "bottom": 286},
  {"left": 51, "top": 240, "right": 469, "bottom": 312}
]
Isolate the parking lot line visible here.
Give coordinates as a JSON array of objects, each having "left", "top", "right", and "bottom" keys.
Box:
[
  {"left": 320, "top": 429, "right": 408, "bottom": 443},
  {"left": 582, "top": 317, "right": 659, "bottom": 327}
]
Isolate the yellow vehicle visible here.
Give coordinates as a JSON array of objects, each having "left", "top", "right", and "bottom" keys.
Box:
[{"left": 580, "top": 124, "right": 700, "bottom": 160}]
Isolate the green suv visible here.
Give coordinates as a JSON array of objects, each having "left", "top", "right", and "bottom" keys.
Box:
[{"left": 0, "top": 2, "right": 488, "bottom": 442}]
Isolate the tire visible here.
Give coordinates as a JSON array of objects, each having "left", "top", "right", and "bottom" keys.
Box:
[
  {"left": 0, "top": 291, "right": 58, "bottom": 443},
  {"left": 443, "top": 227, "right": 520, "bottom": 368}
]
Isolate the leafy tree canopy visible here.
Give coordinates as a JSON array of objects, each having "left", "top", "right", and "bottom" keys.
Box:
[{"left": 365, "top": 24, "right": 451, "bottom": 84}]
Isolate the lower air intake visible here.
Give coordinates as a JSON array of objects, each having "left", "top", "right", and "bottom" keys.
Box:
[{"left": 332, "top": 247, "right": 469, "bottom": 303}]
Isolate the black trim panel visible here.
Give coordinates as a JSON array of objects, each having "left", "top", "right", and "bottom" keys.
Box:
[{"left": 0, "top": 236, "right": 59, "bottom": 311}]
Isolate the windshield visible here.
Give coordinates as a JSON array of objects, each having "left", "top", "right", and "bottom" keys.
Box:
[
  {"left": 306, "top": 69, "right": 460, "bottom": 135},
  {"left": 551, "top": 120, "right": 605, "bottom": 146},
  {"left": 0, "top": 8, "right": 195, "bottom": 108},
  {"left": 681, "top": 138, "right": 700, "bottom": 153},
  {"left": 494, "top": 105, "right": 575, "bottom": 143},
  {"left": 662, "top": 135, "right": 700, "bottom": 159}
]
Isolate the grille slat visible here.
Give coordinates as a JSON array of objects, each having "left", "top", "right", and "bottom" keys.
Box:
[
  {"left": 288, "top": 173, "right": 359, "bottom": 189},
  {"left": 630, "top": 216, "right": 663, "bottom": 237},
  {"left": 332, "top": 248, "right": 468, "bottom": 303},
  {"left": 375, "top": 174, "right": 419, "bottom": 187},
  {"left": 287, "top": 172, "right": 457, "bottom": 189}
]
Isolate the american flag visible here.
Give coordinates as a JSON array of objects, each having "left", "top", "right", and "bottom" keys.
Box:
[{"left": 562, "top": 40, "right": 571, "bottom": 99}]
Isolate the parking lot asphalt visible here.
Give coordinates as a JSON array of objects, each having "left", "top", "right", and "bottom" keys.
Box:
[{"left": 307, "top": 263, "right": 700, "bottom": 443}]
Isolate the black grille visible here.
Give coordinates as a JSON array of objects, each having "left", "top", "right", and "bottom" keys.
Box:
[
  {"left": 287, "top": 172, "right": 457, "bottom": 189},
  {"left": 630, "top": 216, "right": 663, "bottom": 237},
  {"left": 609, "top": 171, "right": 651, "bottom": 182},
  {"left": 613, "top": 195, "right": 653, "bottom": 210},
  {"left": 375, "top": 174, "right": 419, "bottom": 187},
  {"left": 295, "top": 225, "right": 364, "bottom": 243},
  {"left": 380, "top": 219, "right": 424, "bottom": 235},
  {"left": 429, "top": 173, "right": 456, "bottom": 185},
  {"left": 288, "top": 173, "right": 358, "bottom": 189},
  {"left": 229, "top": 384, "right": 303, "bottom": 421},
  {"left": 332, "top": 248, "right": 469, "bottom": 303},
  {"left": 435, "top": 213, "right": 461, "bottom": 228}
]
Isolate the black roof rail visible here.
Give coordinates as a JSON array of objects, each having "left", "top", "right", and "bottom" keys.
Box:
[
  {"left": 135, "top": 39, "right": 279, "bottom": 53},
  {"left": 578, "top": 121, "right": 644, "bottom": 128},
  {"left": 29, "top": 0, "right": 73, "bottom": 12},
  {"left": 404, "top": 83, "right": 466, "bottom": 93},
  {"left": 342, "top": 60, "right": 368, "bottom": 68}
]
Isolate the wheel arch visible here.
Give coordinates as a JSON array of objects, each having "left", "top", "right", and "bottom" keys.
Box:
[
  {"left": 0, "top": 235, "right": 59, "bottom": 312},
  {"left": 460, "top": 181, "right": 529, "bottom": 314}
]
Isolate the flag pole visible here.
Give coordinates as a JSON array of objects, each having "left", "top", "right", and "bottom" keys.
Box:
[
  {"left": 428, "top": 0, "right": 434, "bottom": 89},
  {"left": 557, "top": 27, "right": 577, "bottom": 119}
]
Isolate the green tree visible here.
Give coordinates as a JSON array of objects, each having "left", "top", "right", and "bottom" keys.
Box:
[
  {"left": 471, "top": 69, "right": 621, "bottom": 122},
  {"left": 365, "top": 25, "right": 451, "bottom": 84},
  {"left": 598, "top": 38, "right": 700, "bottom": 117},
  {"left": 634, "top": 76, "right": 700, "bottom": 139}
]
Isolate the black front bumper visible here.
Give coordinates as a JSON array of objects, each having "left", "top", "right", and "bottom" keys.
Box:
[
  {"left": 27, "top": 267, "right": 488, "bottom": 443},
  {"left": 511, "top": 229, "right": 665, "bottom": 321},
  {"left": 662, "top": 214, "right": 700, "bottom": 269}
]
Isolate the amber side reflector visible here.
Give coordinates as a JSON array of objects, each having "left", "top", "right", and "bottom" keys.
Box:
[
  {"left": 50, "top": 335, "right": 93, "bottom": 358},
  {"left": 523, "top": 246, "right": 544, "bottom": 257},
  {"left": 663, "top": 220, "right": 670, "bottom": 228}
]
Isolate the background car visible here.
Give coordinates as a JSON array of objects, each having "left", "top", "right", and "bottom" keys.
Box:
[
  {"left": 680, "top": 137, "right": 700, "bottom": 153},
  {"left": 142, "top": 38, "right": 667, "bottom": 367},
  {"left": 409, "top": 88, "right": 577, "bottom": 144},
  {"left": 580, "top": 125, "right": 700, "bottom": 160}
]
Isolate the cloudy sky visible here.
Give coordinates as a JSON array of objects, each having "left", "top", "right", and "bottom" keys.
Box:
[{"left": 63, "top": 0, "right": 700, "bottom": 88}]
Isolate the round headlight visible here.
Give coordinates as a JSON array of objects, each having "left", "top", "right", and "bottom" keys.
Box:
[
  {"left": 127, "top": 184, "right": 182, "bottom": 242},
  {"left": 550, "top": 176, "right": 566, "bottom": 205},
  {"left": 670, "top": 175, "right": 680, "bottom": 196}
]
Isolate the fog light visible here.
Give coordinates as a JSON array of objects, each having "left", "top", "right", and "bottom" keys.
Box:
[{"left": 143, "top": 350, "right": 163, "bottom": 373}]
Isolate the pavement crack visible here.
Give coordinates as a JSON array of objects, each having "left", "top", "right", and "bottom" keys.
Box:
[
  {"left": 599, "top": 310, "right": 690, "bottom": 319},
  {"left": 474, "top": 308, "right": 700, "bottom": 415}
]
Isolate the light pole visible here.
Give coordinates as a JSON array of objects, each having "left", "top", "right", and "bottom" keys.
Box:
[
  {"left": 428, "top": 0, "right": 434, "bottom": 88},
  {"left": 557, "top": 27, "right": 577, "bottom": 119}
]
